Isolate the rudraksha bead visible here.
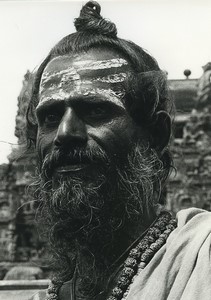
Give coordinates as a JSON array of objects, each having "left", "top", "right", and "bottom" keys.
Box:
[
  {"left": 163, "top": 228, "right": 172, "bottom": 235},
  {"left": 117, "top": 276, "right": 131, "bottom": 289},
  {"left": 138, "top": 261, "right": 146, "bottom": 269},
  {"left": 129, "top": 248, "right": 141, "bottom": 258},
  {"left": 122, "top": 267, "right": 135, "bottom": 278},
  {"left": 150, "top": 242, "right": 162, "bottom": 251},
  {"left": 169, "top": 219, "right": 177, "bottom": 226},
  {"left": 140, "top": 249, "right": 154, "bottom": 263},
  {"left": 156, "top": 237, "right": 166, "bottom": 246},
  {"left": 159, "top": 233, "right": 167, "bottom": 239},
  {"left": 124, "top": 257, "right": 137, "bottom": 268},
  {"left": 147, "top": 228, "right": 155, "bottom": 235},
  {"left": 107, "top": 296, "right": 117, "bottom": 300},
  {"left": 47, "top": 284, "right": 60, "bottom": 294},
  {"left": 154, "top": 220, "right": 166, "bottom": 230},
  {"left": 151, "top": 227, "right": 161, "bottom": 238},
  {"left": 147, "top": 235, "right": 155, "bottom": 243},
  {"left": 166, "top": 224, "right": 176, "bottom": 230},
  {"left": 112, "top": 287, "right": 124, "bottom": 298},
  {"left": 144, "top": 248, "right": 154, "bottom": 257},
  {"left": 137, "top": 239, "right": 149, "bottom": 251}
]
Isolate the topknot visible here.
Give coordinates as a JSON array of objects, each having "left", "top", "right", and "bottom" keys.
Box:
[{"left": 74, "top": 1, "right": 117, "bottom": 38}]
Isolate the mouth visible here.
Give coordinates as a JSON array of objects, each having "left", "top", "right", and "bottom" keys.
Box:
[{"left": 55, "top": 163, "right": 90, "bottom": 174}]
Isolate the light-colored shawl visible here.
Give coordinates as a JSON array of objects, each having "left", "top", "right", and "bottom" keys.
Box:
[{"left": 126, "top": 208, "right": 211, "bottom": 300}]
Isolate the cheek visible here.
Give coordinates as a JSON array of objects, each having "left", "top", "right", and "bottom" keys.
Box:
[
  {"left": 87, "top": 117, "right": 140, "bottom": 156},
  {"left": 36, "top": 130, "right": 56, "bottom": 160}
]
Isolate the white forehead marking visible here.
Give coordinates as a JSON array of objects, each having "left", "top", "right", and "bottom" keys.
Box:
[
  {"left": 39, "top": 58, "right": 129, "bottom": 109},
  {"left": 37, "top": 88, "right": 125, "bottom": 109},
  {"left": 93, "top": 73, "right": 127, "bottom": 83},
  {"left": 72, "top": 58, "right": 128, "bottom": 70},
  {"left": 41, "top": 67, "right": 78, "bottom": 83},
  {"left": 40, "top": 68, "right": 79, "bottom": 94},
  {"left": 40, "top": 72, "right": 128, "bottom": 95},
  {"left": 41, "top": 58, "right": 128, "bottom": 82}
]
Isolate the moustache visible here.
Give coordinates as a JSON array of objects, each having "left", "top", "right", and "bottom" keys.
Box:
[{"left": 40, "top": 147, "right": 110, "bottom": 179}]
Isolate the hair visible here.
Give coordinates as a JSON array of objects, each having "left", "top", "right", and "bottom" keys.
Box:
[{"left": 26, "top": 0, "right": 174, "bottom": 188}]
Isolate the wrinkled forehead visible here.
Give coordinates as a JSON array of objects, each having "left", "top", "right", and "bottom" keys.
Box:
[{"left": 38, "top": 53, "right": 132, "bottom": 109}]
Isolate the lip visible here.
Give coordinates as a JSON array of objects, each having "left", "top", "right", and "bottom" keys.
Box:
[{"left": 55, "top": 164, "right": 89, "bottom": 173}]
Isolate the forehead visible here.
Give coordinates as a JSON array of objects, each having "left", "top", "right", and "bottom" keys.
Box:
[
  {"left": 44, "top": 47, "right": 130, "bottom": 70},
  {"left": 38, "top": 49, "right": 132, "bottom": 109},
  {"left": 43, "top": 49, "right": 130, "bottom": 73}
]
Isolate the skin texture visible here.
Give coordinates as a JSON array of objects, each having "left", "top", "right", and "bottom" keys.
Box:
[{"left": 36, "top": 48, "right": 146, "bottom": 168}]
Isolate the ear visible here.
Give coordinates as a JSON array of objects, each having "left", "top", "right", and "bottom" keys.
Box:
[{"left": 150, "top": 111, "right": 171, "bottom": 152}]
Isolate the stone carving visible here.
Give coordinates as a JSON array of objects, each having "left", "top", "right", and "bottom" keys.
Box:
[
  {"left": 15, "top": 70, "right": 33, "bottom": 143},
  {"left": 170, "top": 63, "right": 211, "bottom": 214},
  {"left": 196, "top": 62, "right": 211, "bottom": 109},
  {"left": 182, "top": 108, "right": 211, "bottom": 149}
]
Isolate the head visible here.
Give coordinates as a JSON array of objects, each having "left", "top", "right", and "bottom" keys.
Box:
[{"left": 26, "top": 1, "right": 173, "bottom": 295}]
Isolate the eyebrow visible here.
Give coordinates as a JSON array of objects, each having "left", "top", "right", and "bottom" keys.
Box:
[
  {"left": 38, "top": 87, "right": 126, "bottom": 108},
  {"left": 36, "top": 99, "right": 63, "bottom": 117},
  {"left": 36, "top": 94, "right": 126, "bottom": 114}
]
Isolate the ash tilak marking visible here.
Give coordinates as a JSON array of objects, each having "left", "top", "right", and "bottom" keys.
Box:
[
  {"left": 93, "top": 73, "right": 127, "bottom": 83},
  {"left": 40, "top": 73, "right": 128, "bottom": 94},
  {"left": 41, "top": 67, "right": 80, "bottom": 86},
  {"left": 41, "top": 58, "right": 128, "bottom": 83},
  {"left": 73, "top": 58, "right": 128, "bottom": 70},
  {"left": 39, "top": 57, "right": 129, "bottom": 109}
]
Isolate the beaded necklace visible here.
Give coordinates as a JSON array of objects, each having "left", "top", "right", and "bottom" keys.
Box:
[{"left": 45, "top": 211, "right": 177, "bottom": 300}]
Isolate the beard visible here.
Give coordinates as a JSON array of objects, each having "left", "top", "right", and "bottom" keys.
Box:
[{"left": 33, "top": 142, "right": 165, "bottom": 299}]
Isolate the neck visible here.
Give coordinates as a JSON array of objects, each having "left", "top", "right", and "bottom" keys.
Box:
[{"left": 73, "top": 214, "right": 156, "bottom": 300}]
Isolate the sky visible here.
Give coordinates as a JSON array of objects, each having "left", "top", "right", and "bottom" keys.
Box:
[{"left": 0, "top": 0, "right": 211, "bottom": 163}]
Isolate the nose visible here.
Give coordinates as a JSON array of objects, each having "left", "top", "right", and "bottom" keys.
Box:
[{"left": 54, "top": 107, "right": 88, "bottom": 149}]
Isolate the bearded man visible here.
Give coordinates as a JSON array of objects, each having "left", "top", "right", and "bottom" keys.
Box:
[{"left": 27, "top": 2, "right": 211, "bottom": 300}]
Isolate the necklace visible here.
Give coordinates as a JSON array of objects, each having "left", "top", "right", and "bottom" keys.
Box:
[
  {"left": 45, "top": 211, "right": 176, "bottom": 300},
  {"left": 106, "top": 211, "right": 176, "bottom": 300}
]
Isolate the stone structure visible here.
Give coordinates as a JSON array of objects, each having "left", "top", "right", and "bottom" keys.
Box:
[
  {"left": 0, "top": 72, "right": 48, "bottom": 279},
  {"left": 168, "top": 65, "right": 211, "bottom": 213},
  {"left": 0, "top": 164, "right": 16, "bottom": 263},
  {"left": 0, "top": 64, "right": 211, "bottom": 277}
]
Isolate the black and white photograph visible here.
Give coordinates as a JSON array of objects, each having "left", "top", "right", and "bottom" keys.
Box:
[{"left": 0, "top": 1, "right": 211, "bottom": 299}]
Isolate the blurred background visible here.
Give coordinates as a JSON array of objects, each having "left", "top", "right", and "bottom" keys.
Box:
[{"left": 0, "top": 0, "right": 211, "bottom": 297}]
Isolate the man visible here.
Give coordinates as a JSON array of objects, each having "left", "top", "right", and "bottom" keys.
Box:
[{"left": 27, "top": 1, "right": 211, "bottom": 299}]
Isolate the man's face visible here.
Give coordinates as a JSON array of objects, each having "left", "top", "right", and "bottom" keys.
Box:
[
  {"left": 36, "top": 48, "right": 144, "bottom": 178},
  {"left": 34, "top": 49, "right": 163, "bottom": 281}
]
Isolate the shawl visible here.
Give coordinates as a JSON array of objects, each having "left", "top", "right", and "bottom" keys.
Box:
[{"left": 126, "top": 208, "right": 211, "bottom": 300}]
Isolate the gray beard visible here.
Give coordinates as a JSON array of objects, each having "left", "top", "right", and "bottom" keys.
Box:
[{"left": 33, "top": 142, "right": 164, "bottom": 299}]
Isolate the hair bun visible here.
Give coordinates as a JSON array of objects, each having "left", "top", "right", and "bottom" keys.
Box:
[{"left": 74, "top": 1, "right": 117, "bottom": 38}]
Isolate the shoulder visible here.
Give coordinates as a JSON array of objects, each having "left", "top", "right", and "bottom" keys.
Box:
[
  {"left": 166, "top": 207, "right": 211, "bottom": 250},
  {"left": 176, "top": 207, "right": 211, "bottom": 238},
  {"left": 176, "top": 207, "right": 211, "bottom": 228}
]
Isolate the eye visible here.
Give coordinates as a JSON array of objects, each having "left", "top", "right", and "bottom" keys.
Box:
[
  {"left": 44, "top": 113, "right": 61, "bottom": 125},
  {"left": 88, "top": 107, "right": 108, "bottom": 117}
]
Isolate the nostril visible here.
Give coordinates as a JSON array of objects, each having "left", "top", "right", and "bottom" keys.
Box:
[
  {"left": 54, "top": 133, "right": 88, "bottom": 148},
  {"left": 54, "top": 138, "right": 62, "bottom": 147}
]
